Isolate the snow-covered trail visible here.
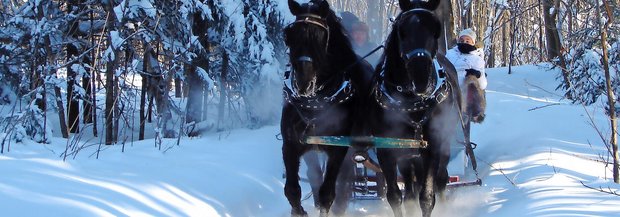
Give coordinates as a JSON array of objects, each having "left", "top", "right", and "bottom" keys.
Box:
[{"left": 2, "top": 65, "right": 620, "bottom": 217}]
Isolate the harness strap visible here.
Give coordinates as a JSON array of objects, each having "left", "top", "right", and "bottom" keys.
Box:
[
  {"left": 283, "top": 75, "right": 354, "bottom": 110},
  {"left": 375, "top": 79, "right": 450, "bottom": 112}
]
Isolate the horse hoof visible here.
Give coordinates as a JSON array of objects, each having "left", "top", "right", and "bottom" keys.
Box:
[
  {"left": 319, "top": 208, "right": 330, "bottom": 217},
  {"left": 472, "top": 113, "right": 485, "bottom": 123},
  {"left": 291, "top": 208, "right": 308, "bottom": 217}
]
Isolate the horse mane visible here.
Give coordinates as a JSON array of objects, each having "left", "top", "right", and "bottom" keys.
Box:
[
  {"left": 378, "top": 15, "right": 405, "bottom": 78},
  {"left": 322, "top": 7, "right": 359, "bottom": 74}
]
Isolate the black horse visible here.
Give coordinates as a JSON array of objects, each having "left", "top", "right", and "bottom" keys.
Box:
[
  {"left": 281, "top": 0, "right": 373, "bottom": 216},
  {"left": 368, "top": 0, "right": 462, "bottom": 217}
]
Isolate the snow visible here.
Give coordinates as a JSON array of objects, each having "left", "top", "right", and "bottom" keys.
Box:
[{"left": 2, "top": 64, "right": 620, "bottom": 217}]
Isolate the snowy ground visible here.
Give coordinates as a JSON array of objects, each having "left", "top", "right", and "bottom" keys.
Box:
[{"left": 2, "top": 64, "right": 620, "bottom": 217}]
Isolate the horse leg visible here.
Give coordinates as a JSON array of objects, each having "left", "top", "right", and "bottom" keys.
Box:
[
  {"left": 398, "top": 160, "right": 415, "bottom": 201},
  {"left": 303, "top": 151, "right": 324, "bottom": 208},
  {"left": 317, "top": 147, "right": 348, "bottom": 217},
  {"left": 284, "top": 143, "right": 307, "bottom": 217},
  {"left": 418, "top": 157, "right": 438, "bottom": 217},
  {"left": 398, "top": 159, "right": 417, "bottom": 216},
  {"left": 378, "top": 150, "right": 404, "bottom": 217},
  {"left": 331, "top": 149, "right": 355, "bottom": 216}
]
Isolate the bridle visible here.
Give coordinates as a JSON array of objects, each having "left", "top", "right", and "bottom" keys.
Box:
[
  {"left": 374, "top": 8, "right": 449, "bottom": 112},
  {"left": 284, "top": 13, "right": 330, "bottom": 56},
  {"left": 395, "top": 8, "right": 439, "bottom": 64},
  {"left": 282, "top": 12, "right": 353, "bottom": 112}
]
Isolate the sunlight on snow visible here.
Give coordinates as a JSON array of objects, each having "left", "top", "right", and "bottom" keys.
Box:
[
  {"left": 142, "top": 183, "right": 221, "bottom": 216},
  {"left": 25, "top": 158, "right": 74, "bottom": 171},
  {"left": 524, "top": 175, "right": 620, "bottom": 215},
  {"left": 0, "top": 183, "right": 115, "bottom": 216},
  {"left": 42, "top": 171, "right": 194, "bottom": 216},
  {"left": 489, "top": 150, "right": 608, "bottom": 181},
  {"left": 486, "top": 90, "right": 561, "bottom": 104},
  {"left": 240, "top": 173, "right": 276, "bottom": 193}
]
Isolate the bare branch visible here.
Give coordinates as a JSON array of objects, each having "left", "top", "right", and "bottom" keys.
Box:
[{"left": 580, "top": 181, "right": 620, "bottom": 196}]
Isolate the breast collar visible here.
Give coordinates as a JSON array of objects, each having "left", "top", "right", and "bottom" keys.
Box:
[
  {"left": 374, "top": 59, "right": 450, "bottom": 112},
  {"left": 282, "top": 66, "right": 354, "bottom": 111}
]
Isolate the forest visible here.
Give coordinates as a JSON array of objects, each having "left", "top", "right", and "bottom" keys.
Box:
[{"left": 0, "top": 0, "right": 618, "bottom": 159}]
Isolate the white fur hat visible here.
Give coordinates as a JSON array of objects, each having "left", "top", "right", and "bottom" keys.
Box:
[{"left": 458, "top": 28, "right": 477, "bottom": 43}]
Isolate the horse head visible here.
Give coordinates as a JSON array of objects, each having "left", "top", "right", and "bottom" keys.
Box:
[
  {"left": 285, "top": 0, "right": 333, "bottom": 98},
  {"left": 384, "top": 0, "right": 442, "bottom": 97}
]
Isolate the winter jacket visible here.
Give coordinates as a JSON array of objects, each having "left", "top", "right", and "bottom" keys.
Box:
[{"left": 446, "top": 46, "right": 487, "bottom": 90}]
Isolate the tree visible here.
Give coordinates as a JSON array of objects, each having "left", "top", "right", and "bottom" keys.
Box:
[
  {"left": 66, "top": 0, "right": 82, "bottom": 133},
  {"left": 102, "top": 0, "right": 120, "bottom": 145},
  {"left": 185, "top": 3, "right": 212, "bottom": 136},
  {"left": 436, "top": 0, "right": 454, "bottom": 54},
  {"left": 596, "top": 0, "right": 618, "bottom": 183},
  {"left": 543, "top": 0, "right": 570, "bottom": 89}
]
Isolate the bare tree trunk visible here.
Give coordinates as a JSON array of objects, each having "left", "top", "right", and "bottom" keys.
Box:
[
  {"left": 83, "top": 7, "right": 93, "bottom": 126},
  {"left": 175, "top": 78, "right": 182, "bottom": 98},
  {"left": 105, "top": 62, "right": 116, "bottom": 145},
  {"left": 508, "top": 2, "right": 519, "bottom": 74},
  {"left": 538, "top": 0, "right": 546, "bottom": 62},
  {"left": 139, "top": 48, "right": 147, "bottom": 140},
  {"left": 145, "top": 44, "right": 175, "bottom": 138},
  {"left": 486, "top": 4, "right": 502, "bottom": 68},
  {"left": 501, "top": 10, "right": 509, "bottom": 67},
  {"left": 185, "top": 64, "right": 203, "bottom": 123},
  {"left": 54, "top": 85, "right": 69, "bottom": 139},
  {"left": 113, "top": 59, "right": 121, "bottom": 142},
  {"left": 31, "top": 2, "right": 46, "bottom": 113},
  {"left": 543, "top": 0, "right": 570, "bottom": 90},
  {"left": 34, "top": 1, "right": 68, "bottom": 139},
  {"left": 103, "top": 2, "right": 118, "bottom": 145},
  {"left": 88, "top": 10, "right": 97, "bottom": 137},
  {"left": 185, "top": 10, "right": 209, "bottom": 135},
  {"left": 46, "top": 38, "right": 68, "bottom": 139},
  {"left": 91, "top": 57, "right": 98, "bottom": 137},
  {"left": 461, "top": 0, "right": 473, "bottom": 28},
  {"left": 217, "top": 51, "right": 229, "bottom": 131},
  {"left": 202, "top": 84, "right": 209, "bottom": 122},
  {"left": 366, "top": 0, "right": 384, "bottom": 44},
  {"left": 82, "top": 55, "right": 92, "bottom": 124},
  {"left": 542, "top": 0, "right": 562, "bottom": 60},
  {"left": 66, "top": 0, "right": 80, "bottom": 133},
  {"left": 147, "top": 89, "right": 154, "bottom": 122},
  {"left": 597, "top": 0, "right": 619, "bottom": 183},
  {"left": 66, "top": 50, "right": 79, "bottom": 133},
  {"left": 436, "top": 0, "right": 454, "bottom": 54}
]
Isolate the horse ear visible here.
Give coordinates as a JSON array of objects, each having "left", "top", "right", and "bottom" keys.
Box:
[
  {"left": 288, "top": 0, "right": 301, "bottom": 15},
  {"left": 408, "top": 0, "right": 440, "bottom": 11},
  {"left": 317, "top": 0, "right": 330, "bottom": 17},
  {"left": 423, "top": 0, "right": 441, "bottom": 11},
  {"left": 434, "top": 20, "right": 442, "bottom": 39},
  {"left": 399, "top": 0, "right": 412, "bottom": 11}
]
